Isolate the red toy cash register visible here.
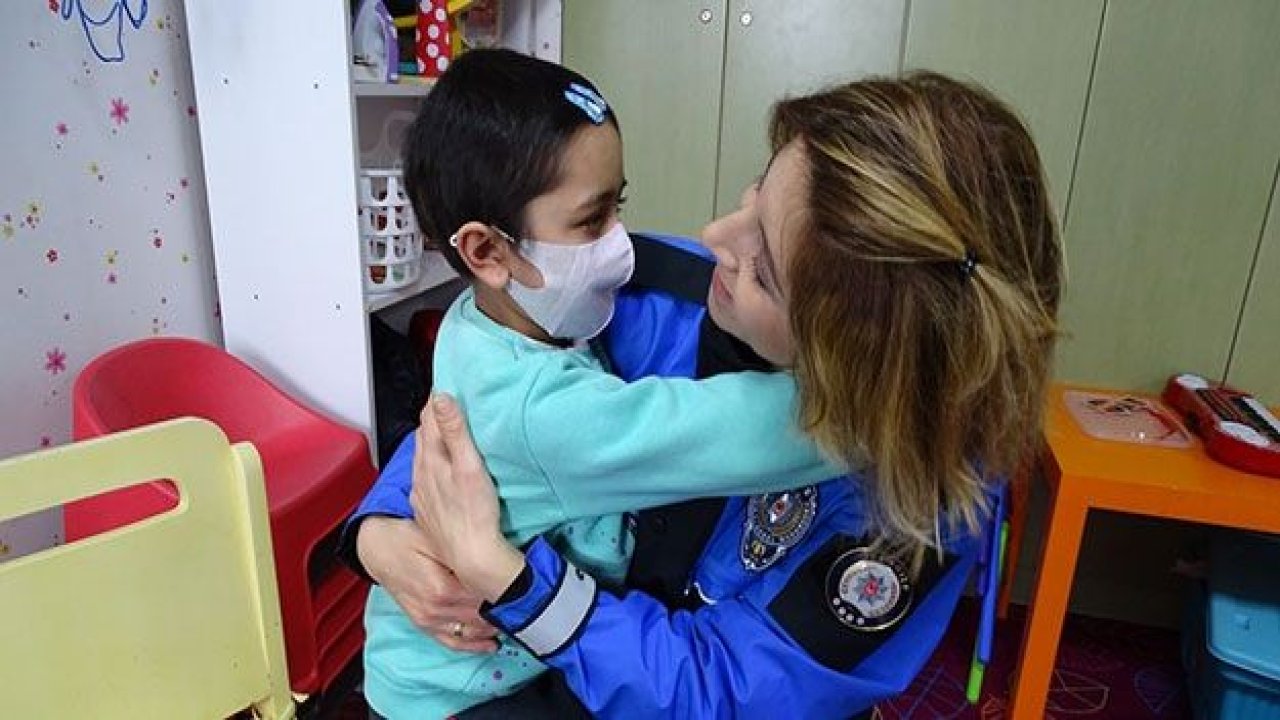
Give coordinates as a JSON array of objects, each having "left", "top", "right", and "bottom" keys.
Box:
[{"left": 1162, "top": 373, "right": 1280, "bottom": 478}]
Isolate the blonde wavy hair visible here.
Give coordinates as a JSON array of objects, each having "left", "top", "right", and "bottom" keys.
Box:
[{"left": 772, "top": 72, "right": 1063, "bottom": 567}]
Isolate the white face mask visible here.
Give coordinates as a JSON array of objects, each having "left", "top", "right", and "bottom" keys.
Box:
[{"left": 502, "top": 222, "right": 635, "bottom": 341}]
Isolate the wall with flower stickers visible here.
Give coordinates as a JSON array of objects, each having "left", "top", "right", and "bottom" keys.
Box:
[{"left": 0, "top": 0, "right": 219, "bottom": 558}]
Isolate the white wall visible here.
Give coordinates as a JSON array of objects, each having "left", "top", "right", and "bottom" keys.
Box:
[{"left": 0, "top": 0, "right": 219, "bottom": 558}]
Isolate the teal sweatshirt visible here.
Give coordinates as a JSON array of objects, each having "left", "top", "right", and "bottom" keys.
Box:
[{"left": 363, "top": 288, "right": 840, "bottom": 718}]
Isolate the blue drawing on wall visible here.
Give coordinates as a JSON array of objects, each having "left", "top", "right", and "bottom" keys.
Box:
[{"left": 60, "top": 0, "right": 149, "bottom": 63}]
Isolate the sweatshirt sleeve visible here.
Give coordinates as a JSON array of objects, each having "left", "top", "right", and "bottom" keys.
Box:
[{"left": 521, "top": 363, "right": 844, "bottom": 520}]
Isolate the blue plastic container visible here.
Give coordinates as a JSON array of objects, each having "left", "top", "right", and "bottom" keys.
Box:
[{"left": 1185, "top": 531, "right": 1280, "bottom": 720}]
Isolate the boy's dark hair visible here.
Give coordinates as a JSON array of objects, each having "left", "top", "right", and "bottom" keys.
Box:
[{"left": 401, "top": 49, "right": 618, "bottom": 277}]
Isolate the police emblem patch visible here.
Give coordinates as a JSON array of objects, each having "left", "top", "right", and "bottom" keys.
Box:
[
  {"left": 740, "top": 486, "right": 818, "bottom": 571},
  {"left": 824, "top": 547, "right": 913, "bottom": 631}
]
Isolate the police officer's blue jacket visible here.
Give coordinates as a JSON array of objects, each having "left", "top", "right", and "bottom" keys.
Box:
[{"left": 342, "top": 233, "right": 982, "bottom": 720}]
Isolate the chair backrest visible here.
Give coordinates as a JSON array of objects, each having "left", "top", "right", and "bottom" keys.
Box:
[
  {"left": 0, "top": 419, "right": 294, "bottom": 719},
  {"left": 73, "top": 337, "right": 310, "bottom": 443}
]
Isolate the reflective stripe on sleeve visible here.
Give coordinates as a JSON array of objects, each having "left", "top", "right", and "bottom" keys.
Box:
[{"left": 513, "top": 562, "right": 597, "bottom": 657}]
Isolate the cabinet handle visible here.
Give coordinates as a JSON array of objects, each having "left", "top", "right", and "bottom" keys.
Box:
[
  {"left": 699, "top": 8, "right": 713, "bottom": 24},
  {"left": 739, "top": 10, "right": 753, "bottom": 27}
]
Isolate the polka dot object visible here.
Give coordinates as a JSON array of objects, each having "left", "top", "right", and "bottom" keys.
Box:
[{"left": 416, "top": 4, "right": 452, "bottom": 78}]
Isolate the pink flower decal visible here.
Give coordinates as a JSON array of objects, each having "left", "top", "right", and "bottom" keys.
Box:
[
  {"left": 107, "top": 272, "right": 117, "bottom": 284},
  {"left": 55, "top": 122, "right": 68, "bottom": 136},
  {"left": 47, "top": 0, "right": 58, "bottom": 13},
  {"left": 109, "top": 97, "right": 130, "bottom": 125},
  {"left": 40, "top": 436, "right": 53, "bottom": 448},
  {"left": 46, "top": 249, "right": 58, "bottom": 263},
  {"left": 45, "top": 348, "right": 67, "bottom": 375}
]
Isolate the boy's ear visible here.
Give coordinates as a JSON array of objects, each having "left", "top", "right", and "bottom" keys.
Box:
[{"left": 452, "top": 221, "right": 518, "bottom": 290}]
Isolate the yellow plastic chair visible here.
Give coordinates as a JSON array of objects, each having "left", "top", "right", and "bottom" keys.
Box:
[{"left": 0, "top": 418, "right": 295, "bottom": 719}]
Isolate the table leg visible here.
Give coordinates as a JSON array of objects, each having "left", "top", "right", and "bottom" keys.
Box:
[
  {"left": 997, "top": 461, "right": 1033, "bottom": 620},
  {"left": 1009, "top": 481, "right": 1088, "bottom": 720}
]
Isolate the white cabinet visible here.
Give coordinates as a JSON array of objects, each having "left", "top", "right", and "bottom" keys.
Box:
[{"left": 186, "top": 1, "right": 559, "bottom": 458}]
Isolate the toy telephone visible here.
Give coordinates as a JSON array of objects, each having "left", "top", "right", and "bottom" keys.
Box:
[{"left": 1162, "top": 374, "right": 1280, "bottom": 478}]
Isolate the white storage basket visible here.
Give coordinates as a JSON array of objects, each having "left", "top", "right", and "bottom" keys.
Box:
[{"left": 358, "top": 168, "right": 422, "bottom": 293}]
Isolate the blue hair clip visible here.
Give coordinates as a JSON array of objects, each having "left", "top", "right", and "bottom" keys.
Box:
[{"left": 564, "top": 82, "right": 607, "bottom": 125}]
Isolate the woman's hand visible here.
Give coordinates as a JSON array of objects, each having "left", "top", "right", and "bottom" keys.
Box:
[
  {"left": 355, "top": 515, "right": 499, "bottom": 653},
  {"left": 410, "top": 394, "right": 527, "bottom": 603}
]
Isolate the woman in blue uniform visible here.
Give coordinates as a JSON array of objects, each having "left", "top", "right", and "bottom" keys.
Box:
[{"left": 344, "top": 72, "right": 1063, "bottom": 718}]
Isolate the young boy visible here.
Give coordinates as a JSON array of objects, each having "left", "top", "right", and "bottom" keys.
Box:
[{"left": 362, "top": 49, "right": 839, "bottom": 719}]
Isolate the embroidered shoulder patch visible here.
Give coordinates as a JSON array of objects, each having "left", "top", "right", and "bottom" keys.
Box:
[
  {"left": 824, "top": 547, "right": 913, "bottom": 632},
  {"left": 740, "top": 486, "right": 818, "bottom": 571}
]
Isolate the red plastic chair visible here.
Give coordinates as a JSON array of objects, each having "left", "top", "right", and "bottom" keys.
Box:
[{"left": 67, "top": 337, "right": 376, "bottom": 695}]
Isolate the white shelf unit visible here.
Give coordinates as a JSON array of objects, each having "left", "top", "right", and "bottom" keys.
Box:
[
  {"left": 353, "top": 81, "right": 435, "bottom": 98},
  {"left": 364, "top": 251, "right": 458, "bottom": 312},
  {"left": 186, "top": 1, "right": 560, "bottom": 458}
]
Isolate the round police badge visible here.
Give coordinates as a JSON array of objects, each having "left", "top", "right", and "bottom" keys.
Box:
[
  {"left": 824, "top": 547, "right": 913, "bottom": 631},
  {"left": 740, "top": 486, "right": 818, "bottom": 571}
]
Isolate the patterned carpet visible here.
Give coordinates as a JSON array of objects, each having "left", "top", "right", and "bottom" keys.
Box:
[
  {"left": 323, "top": 601, "right": 1191, "bottom": 719},
  {"left": 875, "top": 601, "right": 1190, "bottom": 720}
]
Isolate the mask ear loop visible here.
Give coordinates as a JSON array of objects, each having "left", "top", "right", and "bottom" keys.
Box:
[
  {"left": 489, "top": 226, "right": 520, "bottom": 245},
  {"left": 447, "top": 225, "right": 519, "bottom": 248}
]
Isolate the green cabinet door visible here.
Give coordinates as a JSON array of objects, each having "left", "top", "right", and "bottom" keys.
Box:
[
  {"left": 1228, "top": 171, "right": 1280, "bottom": 406},
  {"left": 715, "top": 0, "right": 906, "bottom": 218},
  {"left": 1055, "top": 0, "right": 1280, "bottom": 391},
  {"left": 903, "top": 0, "right": 1104, "bottom": 215},
  {"left": 562, "top": 1, "right": 727, "bottom": 238}
]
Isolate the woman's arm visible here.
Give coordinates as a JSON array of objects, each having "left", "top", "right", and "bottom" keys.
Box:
[
  {"left": 337, "top": 432, "right": 417, "bottom": 579},
  {"left": 413, "top": 395, "right": 975, "bottom": 719},
  {"left": 355, "top": 516, "right": 499, "bottom": 653},
  {"left": 341, "top": 421, "right": 498, "bottom": 653},
  {"left": 409, "top": 396, "right": 528, "bottom": 602}
]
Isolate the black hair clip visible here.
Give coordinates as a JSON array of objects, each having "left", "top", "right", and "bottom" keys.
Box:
[{"left": 959, "top": 249, "right": 979, "bottom": 280}]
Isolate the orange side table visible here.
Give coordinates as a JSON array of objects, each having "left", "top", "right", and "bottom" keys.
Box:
[{"left": 1009, "top": 383, "right": 1280, "bottom": 720}]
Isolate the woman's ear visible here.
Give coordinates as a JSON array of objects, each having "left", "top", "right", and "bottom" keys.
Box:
[{"left": 452, "top": 221, "right": 517, "bottom": 290}]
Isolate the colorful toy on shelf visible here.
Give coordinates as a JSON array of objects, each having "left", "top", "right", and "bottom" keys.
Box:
[
  {"left": 415, "top": 0, "right": 501, "bottom": 78},
  {"left": 393, "top": 14, "right": 421, "bottom": 77},
  {"left": 458, "top": 0, "right": 502, "bottom": 51},
  {"left": 353, "top": 0, "right": 399, "bottom": 83},
  {"left": 1162, "top": 373, "right": 1280, "bottom": 478},
  {"left": 416, "top": 0, "right": 456, "bottom": 78}
]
